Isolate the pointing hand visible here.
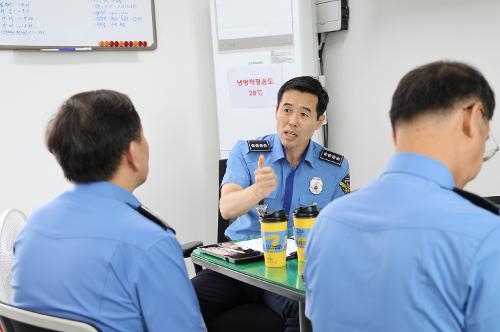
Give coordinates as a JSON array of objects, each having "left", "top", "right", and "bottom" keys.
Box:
[{"left": 254, "top": 154, "right": 276, "bottom": 200}]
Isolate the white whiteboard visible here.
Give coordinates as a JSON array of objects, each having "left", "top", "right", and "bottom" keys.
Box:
[{"left": 0, "top": 0, "right": 156, "bottom": 50}]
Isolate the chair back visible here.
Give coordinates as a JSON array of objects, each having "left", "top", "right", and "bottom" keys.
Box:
[
  {"left": 0, "top": 210, "right": 27, "bottom": 303},
  {"left": 0, "top": 302, "right": 99, "bottom": 332},
  {"left": 218, "top": 159, "right": 230, "bottom": 242}
]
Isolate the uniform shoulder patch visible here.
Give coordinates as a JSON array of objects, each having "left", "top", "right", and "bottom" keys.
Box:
[
  {"left": 319, "top": 149, "right": 344, "bottom": 166},
  {"left": 453, "top": 188, "right": 499, "bottom": 216},
  {"left": 247, "top": 140, "right": 272, "bottom": 152},
  {"left": 137, "top": 205, "right": 176, "bottom": 234},
  {"left": 339, "top": 174, "right": 350, "bottom": 194}
]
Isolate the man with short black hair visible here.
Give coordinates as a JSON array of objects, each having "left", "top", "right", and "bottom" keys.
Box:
[
  {"left": 12, "top": 90, "right": 206, "bottom": 332},
  {"left": 305, "top": 61, "right": 500, "bottom": 332},
  {"left": 193, "top": 76, "right": 350, "bottom": 331},
  {"left": 219, "top": 76, "right": 349, "bottom": 240}
]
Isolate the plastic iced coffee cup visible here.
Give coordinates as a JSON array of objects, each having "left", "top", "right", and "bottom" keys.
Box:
[
  {"left": 293, "top": 205, "right": 319, "bottom": 262},
  {"left": 260, "top": 209, "right": 288, "bottom": 268}
]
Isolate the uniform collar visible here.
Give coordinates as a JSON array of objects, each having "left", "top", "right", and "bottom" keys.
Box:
[
  {"left": 269, "top": 134, "right": 286, "bottom": 163},
  {"left": 269, "top": 134, "right": 315, "bottom": 167},
  {"left": 303, "top": 140, "right": 316, "bottom": 167},
  {"left": 383, "top": 152, "right": 455, "bottom": 189},
  {"left": 72, "top": 181, "right": 141, "bottom": 208}
]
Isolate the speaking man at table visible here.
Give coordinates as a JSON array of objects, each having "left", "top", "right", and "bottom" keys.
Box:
[{"left": 193, "top": 76, "right": 350, "bottom": 331}]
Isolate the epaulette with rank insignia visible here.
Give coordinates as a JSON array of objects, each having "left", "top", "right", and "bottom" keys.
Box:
[
  {"left": 319, "top": 148, "right": 344, "bottom": 166},
  {"left": 127, "top": 203, "right": 177, "bottom": 233},
  {"left": 247, "top": 140, "right": 271, "bottom": 152},
  {"left": 453, "top": 188, "right": 500, "bottom": 216}
]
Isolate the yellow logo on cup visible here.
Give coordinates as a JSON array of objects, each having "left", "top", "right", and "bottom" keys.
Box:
[{"left": 263, "top": 234, "right": 282, "bottom": 253}]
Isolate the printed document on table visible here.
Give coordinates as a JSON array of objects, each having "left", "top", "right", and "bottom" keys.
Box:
[{"left": 236, "top": 237, "right": 297, "bottom": 257}]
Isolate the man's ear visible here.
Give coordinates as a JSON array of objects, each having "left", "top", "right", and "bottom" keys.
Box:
[
  {"left": 125, "top": 140, "right": 140, "bottom": 172},
  {"left": 316, "top": 115, "right": 325, "bottom": 129},
  {"left": 461, "top": 101, "right": 483, "bottom": 139}
]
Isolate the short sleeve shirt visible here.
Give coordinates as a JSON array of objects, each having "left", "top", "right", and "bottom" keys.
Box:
[
  {"left": 12, "top": 182, "right": 206, "bottom": 332},
  {"left": 222, "top": 133, "right": 350, "bottom": 240},
  {"left": 305, "top": 152, "right": 500, "bottom": 332}
]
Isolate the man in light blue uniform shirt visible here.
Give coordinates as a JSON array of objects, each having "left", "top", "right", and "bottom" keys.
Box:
[
  {"left": 222, "top": 132, "right": 350, "bottom": 240},
  {"left": 12, "top": 90, "right": 206, "bottom": 332},
  {"left": 193, "top": 76, "right": 349, "bottom": 332},
  {"left": 305, "top": 61, "right": 500, "bottom": 332}
]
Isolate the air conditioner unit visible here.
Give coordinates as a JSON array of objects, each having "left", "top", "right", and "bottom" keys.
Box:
[{"left": 210, "top": 0, "right": 323, "bottom": 158}]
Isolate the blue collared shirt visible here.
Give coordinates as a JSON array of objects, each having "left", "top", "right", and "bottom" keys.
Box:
[
  {"left": 305, "top": 152, "right": 500, "bottom": 332},
  {"left": 12, "top": 182, "right": 206, "bottom": 332},
  {"left": 222, "top": 133, "right": 350, "bottom": 240}
]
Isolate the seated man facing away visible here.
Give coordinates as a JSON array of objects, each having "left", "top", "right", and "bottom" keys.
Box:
[
  {"left": 12, "top": 90, "right": 206, "bottom": 332},
  {"left": 305, "top": 61, "right": 500, "bottom": 332}
]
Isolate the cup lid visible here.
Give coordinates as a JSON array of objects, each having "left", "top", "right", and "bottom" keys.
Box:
[
  {"left": 293, "top": 204, "right": 319, "bottom": 218},
  {"left": 261, "top": 209, "right": 288, "bottom": 222}
]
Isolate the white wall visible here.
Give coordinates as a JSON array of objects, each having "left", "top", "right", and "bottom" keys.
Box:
[
  {"left": 0, "top": 0, "right": 219, "bottom": 246},
  {"left": 324, "top": 0, "right": 500, "bottom": 195},
  {"left": 3, "top": 0, "right": 500, "bottom": 252}
]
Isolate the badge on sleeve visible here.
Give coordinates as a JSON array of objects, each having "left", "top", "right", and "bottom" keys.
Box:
[
  {"left": 339, "top": 174, "right": 350, "bottom": 194},
  {"left": 310, "top": 177, "right": 323, "bottom": 195}
]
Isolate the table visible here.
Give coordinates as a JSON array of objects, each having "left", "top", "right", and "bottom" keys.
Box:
[{"left": 191, "top": 249, "right": 312, "bottom": 332}]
